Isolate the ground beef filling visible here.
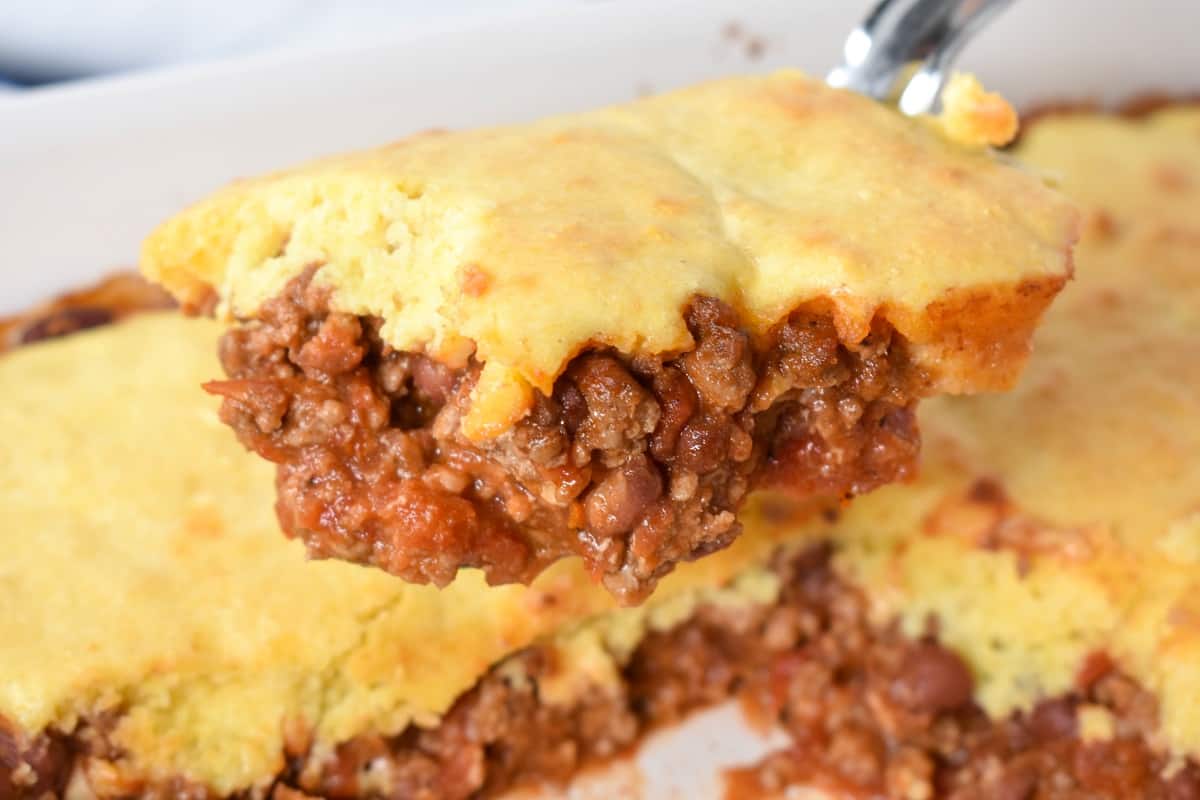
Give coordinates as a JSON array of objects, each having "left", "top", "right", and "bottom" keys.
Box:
[
  {"left": 5, "top": 546, "right": 1196, "bottom": 800},
  {"left": 207, "top": 271, "right": 922, "bottom": 601}
]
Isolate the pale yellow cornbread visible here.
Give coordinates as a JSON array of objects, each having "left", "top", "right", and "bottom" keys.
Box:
[
  {"left": 0, "top": 313, "right": 792, "bottom": 794},
  {"left": 141, "top": 70, "right": 1076, "bottom": 439},
  {"left": 757, "top": 106, "right": 1200, "bottom": 758}
]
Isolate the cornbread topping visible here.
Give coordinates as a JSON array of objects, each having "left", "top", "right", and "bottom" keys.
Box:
[
  {"left": 141, "top": 71, "right": 1076, "bottom": 599},
  {"left": 142, "top": 71, "right": 1073, "bottom": 409}
]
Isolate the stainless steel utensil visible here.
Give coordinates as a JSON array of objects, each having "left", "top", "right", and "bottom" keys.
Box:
[{"left": 828, "top": 0, "right": 1015, "bottom": 114}]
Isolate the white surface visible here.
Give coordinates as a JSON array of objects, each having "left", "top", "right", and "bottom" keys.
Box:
[
  {"left": 0, "top": 0, "right": 575, "bottom": 81},
  {"left": 507, "top": 704, "right": 791, "bottom": 800},
  {"left": 0, "top": 1, "right": 1196, "bottom": 795}
]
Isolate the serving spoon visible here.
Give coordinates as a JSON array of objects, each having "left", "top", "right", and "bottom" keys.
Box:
[{"left": 828, "top": 0, "right": 1016, "bottom": 115}]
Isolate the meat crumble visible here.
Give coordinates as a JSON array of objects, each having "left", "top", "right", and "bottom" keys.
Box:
[
  {"left": 207, "top": 269, "right": 923, "bottom": 602},
  {"left": 5, "top": 546, "right": 1196, "bottom": 800}
]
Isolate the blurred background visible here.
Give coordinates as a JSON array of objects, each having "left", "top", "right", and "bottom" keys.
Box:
[{"left": 0, "top": 0, "right": 610, "bottom": 90}]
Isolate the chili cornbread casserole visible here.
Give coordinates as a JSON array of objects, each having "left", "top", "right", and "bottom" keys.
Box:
[
  {"left": 1, "top": 103, "right": 1195, "bottom": 799},
  {"left": 139, "top": 71, "right": 1077, "bottom": 602}
]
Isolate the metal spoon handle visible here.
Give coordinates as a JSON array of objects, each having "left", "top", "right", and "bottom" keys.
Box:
[{"left": 828, "top": 0, "right": 1016, "bottom": 115}]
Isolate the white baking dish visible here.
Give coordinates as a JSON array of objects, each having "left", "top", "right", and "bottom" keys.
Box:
[{"left": 0, "top": 0, "right": 1195, "bottom": 796}]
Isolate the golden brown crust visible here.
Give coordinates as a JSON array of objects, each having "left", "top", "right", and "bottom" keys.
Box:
[{"left": 885, "top": 273, "right": 1071, "bottom": 394}]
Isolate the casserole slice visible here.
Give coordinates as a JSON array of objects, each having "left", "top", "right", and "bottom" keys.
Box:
[{"left": 141, "top": 71, "right": 1076, "bottom": 602}]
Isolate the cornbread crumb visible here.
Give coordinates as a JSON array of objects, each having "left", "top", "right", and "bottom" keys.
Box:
[{"left": 938, "top": 73, "right": 1020, "bottom": 147}]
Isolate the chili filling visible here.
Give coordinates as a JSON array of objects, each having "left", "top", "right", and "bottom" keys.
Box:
[{"left": 208, "top": 270, "right": 923, "bottom": 603}]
